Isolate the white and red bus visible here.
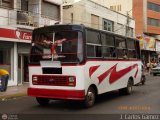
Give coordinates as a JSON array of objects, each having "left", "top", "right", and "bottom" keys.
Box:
[{"left": 28, "top": 24, "right": 142, "bottom": 107}]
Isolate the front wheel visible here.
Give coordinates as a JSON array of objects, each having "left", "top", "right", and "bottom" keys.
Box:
[
  {"left": 84, "top": 87, "right": 96, "bottom": 108},
  {"left": 36, "top": 97, "right": 50, "bottom": 106}
]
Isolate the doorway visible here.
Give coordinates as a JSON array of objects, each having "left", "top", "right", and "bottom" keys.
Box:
[
  {"left": 18, "top": 55, "right": 29, "bottom": 84},
  {"left": 23, "top": 55, "right": 29, "bottom": 82}
]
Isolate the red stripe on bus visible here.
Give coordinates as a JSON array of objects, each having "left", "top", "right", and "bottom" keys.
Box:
[
  {"left": 97, "top": 63, "right": 138, "bottom": 84},
  {"left": 89, "top": 65, "right": 100, "bottom": 78}
]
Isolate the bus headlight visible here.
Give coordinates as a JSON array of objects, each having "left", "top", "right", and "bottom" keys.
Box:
[{"left": 68, "top": 77, "right": 76, "bottom": 86}]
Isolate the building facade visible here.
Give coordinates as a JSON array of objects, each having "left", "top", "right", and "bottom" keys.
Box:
[
  {"left": 0, "top": 0, "right": 63, "bottom": 86},
  {"left": 133, "top": 0, "right": 160, "bottom": 64},
  {"left": 63, "top": 0, "right": 135, "bottom": 37}
]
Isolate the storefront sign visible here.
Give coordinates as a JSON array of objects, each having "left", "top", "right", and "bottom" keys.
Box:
[
  {"left": 145, "top": 36, "right": 155, "bottom": 51},
  {"left": 137, "top": 35, "right": 156, "bottom": 51},
  {"left": 16, "top": 30, "right": 32, "bottom": 40},
  {"left": 156, "top": 40, "right": 160, "bottom": 52},
  {"left": 0, "top": 28, "right": 16, "bottom": 39},
  {"left": 137, "top": 36, "right": 144, "bottom": 49},
  {"left": 0, "top": 28, "right": 32, "bottom": 41}
]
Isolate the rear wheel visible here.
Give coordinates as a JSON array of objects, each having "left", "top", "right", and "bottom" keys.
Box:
[
  {"left": 119, "top": 79, "right": 133, "bottom": 95},
  {"left": 141, "top": 75, "right": 146, "bottom": 85},
  {"left": 36, "top": 97, "right": 50, "bottom": 106},
  {"left": 84, "top": 87, "right": 96, "bottom": 108}
]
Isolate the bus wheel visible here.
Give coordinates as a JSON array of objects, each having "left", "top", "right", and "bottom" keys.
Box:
[
  {"left": 119, "top": 79, "right": 133, "bottom": 95},
  {"left": 141, "top": 76, "right": 146, "bottom": 85},
  {"left": 84, "top": 87, "right": 96, "bottom": 108},
  {"left": 36, "top": 97, "right": 50, "bottom": 106}
]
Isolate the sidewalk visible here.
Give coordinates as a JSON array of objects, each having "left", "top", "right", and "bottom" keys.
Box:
[{"left": 0, "top": 83, "right": 28, "bottom": 101}]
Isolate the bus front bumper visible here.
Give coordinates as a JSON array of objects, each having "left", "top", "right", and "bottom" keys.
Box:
[{"left": 28, "top": 88, "right": 85, "bottom": 100}]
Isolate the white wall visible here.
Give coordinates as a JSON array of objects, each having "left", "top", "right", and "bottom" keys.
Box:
[
  {"left": 39, "top": 0, "right": 63, "bottom": 27},
  {"left": 63, "top": 0, "right": 135, "bottom": 37},
  {"left": 91, "top": 0, "right": 133, "bottom": 17},
  {"left": 0, "top": 8, "right": 10, "bottom": 26}
]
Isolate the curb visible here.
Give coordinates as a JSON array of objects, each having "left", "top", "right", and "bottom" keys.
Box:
[{"left": 0, "top": 93, "right": 27, "bottom": 101}]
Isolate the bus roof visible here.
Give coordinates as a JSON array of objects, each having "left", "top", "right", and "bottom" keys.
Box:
[
  {"left": 33, "top": 24, "right": 85, "bottom": 34},
  {"left": 33, "top": 24, "right": 138, "bottom": 41}
]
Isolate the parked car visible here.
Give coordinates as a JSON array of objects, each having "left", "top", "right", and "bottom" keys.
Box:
[{"left": 151, "top": 64, "right": 160, "bottom": 76}]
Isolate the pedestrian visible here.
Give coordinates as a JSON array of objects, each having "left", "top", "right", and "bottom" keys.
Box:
[
  {"left": 153, "top": 62, "right": 157, "bottom": 68},
  {"left": 0, "top": 69, "right": 9, "bottom": 92},
  {"left": 146, "top": 62, "right": 150, "bottom": 73}
]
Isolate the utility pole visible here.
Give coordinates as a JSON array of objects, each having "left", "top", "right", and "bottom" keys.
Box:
[{"left": 126, "top": 11, "right": 130, "bottom": 37}]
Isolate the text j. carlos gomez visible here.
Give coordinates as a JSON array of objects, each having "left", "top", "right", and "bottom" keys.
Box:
[{"left": 120, "top": 114, "right": 160, "bottom": 120}]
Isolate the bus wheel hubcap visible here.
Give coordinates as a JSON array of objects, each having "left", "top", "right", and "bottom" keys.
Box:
[
  {"left": 129, "top": 86, "right": 132, "bottom": 92},
  {"left": 128, "top": 83, "right": 132, "bottom": 93},
  {"left": 87, "top": 91, "right": 94, "bottom": 104}
]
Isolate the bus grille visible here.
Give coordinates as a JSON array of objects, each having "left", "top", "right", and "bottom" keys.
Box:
[{"left": 32, "top": 75, "right": 76, "bottom": 86}]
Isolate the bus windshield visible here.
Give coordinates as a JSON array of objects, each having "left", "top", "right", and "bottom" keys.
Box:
[{"left": 30, "top": 31, "right": 83, "bottom": 64}]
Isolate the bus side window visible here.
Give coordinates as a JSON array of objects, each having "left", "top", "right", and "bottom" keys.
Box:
[
  {"left": 115, "top": 37, "right": 127, "bottom": 59},
  {"left": 127, "top": 38, "right": 137, "bottom": 59},
  {"left": 87, "top": 45, "right": 94, "bottom": 57},
  {"left": 101, "top": 33, "right": 115, "bottom": 59},
  {"left": 86, "top": 29, "right": 102, "bottom": 58},
  {"left": 87, "top": 45, "right": 102, "bottom": 57},
  {"left": 110, "top": 47, "right": 116, "bottom": 57},
  {"left": 135, "top": 40, "right": 141, "bottom": 59}
]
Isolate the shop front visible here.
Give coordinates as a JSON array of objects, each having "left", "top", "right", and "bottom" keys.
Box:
[
  {"left": 156, "top": 40, "right": 160, "bottom": 63},
  {"left": 137, "top": 35, "right": 157, "bottom": 65},
  {"left": 0, "top": 27, "right": 32, "bottom": 86},
  {"left": 0, "top": 42, "right": 14, "bottom": 85}
]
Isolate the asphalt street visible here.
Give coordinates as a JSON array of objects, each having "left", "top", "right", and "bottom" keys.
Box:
[{"left": 0, "top": 75, "right": 160, "bottom": 119}]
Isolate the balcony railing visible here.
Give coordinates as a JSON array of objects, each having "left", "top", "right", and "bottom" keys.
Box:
[
  {"left": 0, "top": 8, "right": 61, "bottom": 28},
  {"left": 17, "top": 10, "right": 38, "bottom": 27}
]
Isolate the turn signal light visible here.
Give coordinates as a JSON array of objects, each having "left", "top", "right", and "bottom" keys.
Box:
[
  {"left": 68, "top": 77, "right": 76, "bottom": 86},
  {"left": 32, "top": 76, "right": 38, "bottom": 85}
]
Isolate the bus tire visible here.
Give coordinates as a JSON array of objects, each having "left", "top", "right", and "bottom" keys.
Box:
[
  {"left": 84, "top": 87, "right": 96, "bottom": 108},
  {"left": 36, "top": 97, "right": 50, "bottom": 106},
  {"left": 119, "top": 79, "right": 133, "bottom": 95},
  {"left": 141, "top": 76, "right": 146, "bottom": 85}
]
